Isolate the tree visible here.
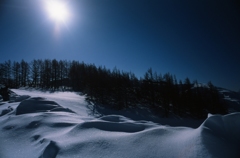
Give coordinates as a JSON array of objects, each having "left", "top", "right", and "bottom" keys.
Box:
[
  {"left": 162, "top": 73, "right": 174, "bottom": 117},
  {"left": 51, "top": 59, "right": 59, "bottom": 89},
  {"left": 5, "top": 60, "right": 12, "bottom": 87},
  {"left": 207, "top": 81, "right": 227, "bottom": 114},
  {"left": 59, "top": 60, "right": 65, "bottom": 88},
  {"left": 43, "top": 59, "right": 52, "bottom": 88},
  {"left": 30, "top": 59, "right": 40, "bottom": 87},
  {"left": 39, "top": 59, "right": 44, "bottom": 88},
  {"left": 142, "top": 68, "right": 156, "bottom": 107},
  {"left": 20, "top": 59, "right": 29, "bottom": 87},
  {"left": 180, "top": 77, "right": 192, "bottom": 114},
  {"left": 12, "top": 61, "right": 20, "bottom": 87}
]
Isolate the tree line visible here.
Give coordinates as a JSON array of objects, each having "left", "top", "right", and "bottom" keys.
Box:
[
  {"left": 0, "top": 59, "right": 227, "bottom": 118},
  {"left": 0, "top": 59, "right": 70, "bottom": 89}
]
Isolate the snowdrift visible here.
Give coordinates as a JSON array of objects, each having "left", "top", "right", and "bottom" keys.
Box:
[
  {"left": 16, "top": 97, "right": 74, "bottom": 115},
  {"left": 200, "top": 113, "right": 240, "bottom": 157},
  {"left": 0, "top": 89, "right": 239, "bottom": 158}
]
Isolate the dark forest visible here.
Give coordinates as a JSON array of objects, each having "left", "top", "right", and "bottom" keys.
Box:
[{"left": 0, "top": 59, "right": 227, "bottom": 118}]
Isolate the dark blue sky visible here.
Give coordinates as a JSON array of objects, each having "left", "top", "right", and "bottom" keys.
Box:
[{"left": 0, "top": 0, "right": 240, "bottom": 91}]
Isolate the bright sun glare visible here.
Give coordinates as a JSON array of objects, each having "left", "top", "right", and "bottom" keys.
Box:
[{"left": 46, "top": 0, "right": 69, "bottom": 23}]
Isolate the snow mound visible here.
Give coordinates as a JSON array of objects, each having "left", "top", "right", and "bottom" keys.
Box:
[
  {"left": 200, "top": 113, "right": 240, "bottom": 157},
  {"left": 10, "top": 95, "right": 31, "bottom": 103},
  {"left": 77, "top": 115, "right": 151, "bottom": 133},
  {"left": 0, "top": 106, "right": 13, "bottom": 116},
  {"left": 16, "top": 97, "right": 74, "bottom": 115},
  {"left": 41, "top": 140, "right": 60, "bottom": 158},
  {"left": 202, "top": 113, "right": 240, "bottom": 142},
  {"left": 99, "top": 115, "right": 127, "bottom": 122}
]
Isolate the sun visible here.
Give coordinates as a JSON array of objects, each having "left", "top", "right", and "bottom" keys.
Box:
[{"left": 45, "top": 0, "right": 70, "bottom": 23}]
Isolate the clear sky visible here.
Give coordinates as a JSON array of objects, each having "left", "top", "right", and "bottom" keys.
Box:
[{"left": 0, "top": 0, "right": 240, "bottom": 91}]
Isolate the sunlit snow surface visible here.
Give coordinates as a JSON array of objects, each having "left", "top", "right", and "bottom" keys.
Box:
[{"left": 0, "top": 89, "right": 239, "bottom": 158}]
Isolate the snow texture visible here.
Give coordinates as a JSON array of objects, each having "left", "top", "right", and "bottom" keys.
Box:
[
  {"left": 0, "top": 89, "right": 239, "bottom": 158},
  {"left": 218, "top": 88, "right": 240, "bottom": 112}
]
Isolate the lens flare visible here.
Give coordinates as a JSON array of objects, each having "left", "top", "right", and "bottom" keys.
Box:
[{"left": 46, "top": 0, "right": 69, "bottom": 23}]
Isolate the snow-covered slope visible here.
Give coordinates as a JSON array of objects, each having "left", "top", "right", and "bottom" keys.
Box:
[
  {"left": 218, "top": 88, "right": 240, "bottom": 112},
  {"left": 0, "top": 89, "right": 239, "bottom": 158}
]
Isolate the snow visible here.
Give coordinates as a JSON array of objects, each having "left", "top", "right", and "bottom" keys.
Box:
[
  {"left": 193, "top": 83, "right": 209, "bottom": 89},
  {"left": 15, "top": 97, "right": 75, "bottom": 115},
  {"left": 0, "top": 89, "right": 239, "bottom": 158},
  {"left": 218, "top": 88, "right": 240, "bottom": 112}
]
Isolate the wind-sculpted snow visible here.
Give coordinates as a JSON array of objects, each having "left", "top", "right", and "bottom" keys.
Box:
[
  {"left": 16, "top": 97, "right": 74, "bottom": 115},
  {"left": 0, "top": 89, "right": 239, "bottom": 158},
  {"left": 200, "top": 113, "right": 240, "bottom": 157},
  {"left": 41, "top": 141, "right": 60, "bottom": 158},
  {"left": 80, "top": 115, "right": 147, "bottom": 133}
]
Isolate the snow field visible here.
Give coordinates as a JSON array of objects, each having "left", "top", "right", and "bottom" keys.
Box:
[{"left": 0, "top": 89, "right": 239, "bottom": 158}]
